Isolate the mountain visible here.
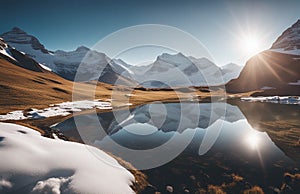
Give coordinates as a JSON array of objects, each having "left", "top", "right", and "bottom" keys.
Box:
[
  {"left": 0, "top": 38, "right": 112, "bottom": 113},
  {"left": 226, "top": 19, "right": 300, "bottom": 95},
  {"left": 0, "top": 27, "right": 135, "bottom": 85},
  {"left": 220, "top": 63, "right": 243, "bottom": 83},
  {"left": 270, "top": 19, "right": 300, "bottom": 55},
  {"left": 1, "top": 27, "right": 241, "bottom": 87},
  {"left": 0, "top": 37, "right": 45, "bottom": 72},
  {"left": 123, "top": 53, "right": 241, "bottom": 88}
]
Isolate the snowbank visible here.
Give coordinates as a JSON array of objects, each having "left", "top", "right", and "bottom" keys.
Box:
[
  {"left": 0, "top": 100, "right": 112, "bottom": 121},
  {"left": 0, "top": 122, "right": 134, "bottom": 194},
  {"left": 241, "top": 96, "right": 300, "bottom": 104},
  {"left": 289, "top": 80, "right": 300, "bottom": 85}
]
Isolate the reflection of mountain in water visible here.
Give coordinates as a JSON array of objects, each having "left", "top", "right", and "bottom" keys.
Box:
[
  {"left": 106, "top": 102, "right": 244, "bottom": 134},
  {"left": 228, "top": 100, "right": 300, "bottom": 163},
  {"left": 53, "top": 102, "right": 243, "bottom": 141}
]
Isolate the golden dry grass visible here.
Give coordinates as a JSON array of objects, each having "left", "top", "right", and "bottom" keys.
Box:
[
  {"left": 207, "top": 185, "right": 226, "bottom": 194},
  {"left": 243, "top": 186, "right": 265, "bottom": 194},
  {"left": 0, "top": 59, "right": 114, "bottom": 114}
]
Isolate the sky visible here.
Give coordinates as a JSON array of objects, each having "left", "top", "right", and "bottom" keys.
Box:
[{"left": 1, "top": 0, "right": 300, "bottom": 66}]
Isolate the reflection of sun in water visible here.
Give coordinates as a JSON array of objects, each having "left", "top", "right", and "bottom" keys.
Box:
[{"left": 245, "top": 132, "right": 260, "bottom": 150}]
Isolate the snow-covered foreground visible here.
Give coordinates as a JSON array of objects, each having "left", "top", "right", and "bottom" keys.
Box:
[
  {"left": 241, "top": 96, "right": 300, "bottom": 104},
  {"left": 0, "top": 100, "right": 111, "bottom": 121},
  {"left": 0, "top": 122, "right": 134, "bottom": 194}
]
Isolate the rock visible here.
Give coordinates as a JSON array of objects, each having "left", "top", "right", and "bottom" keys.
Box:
[
  {"left": 190, "top": 175, "right": 196, "bottom": 181},
  {"left": 271, "top": 187, "right": 281, "bottom": 194},
  {"left": 166, "top": 185, "right": 173, "bottom": 193}
]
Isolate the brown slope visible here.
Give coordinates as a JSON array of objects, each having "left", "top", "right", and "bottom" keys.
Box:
[
  {"left": 226, "top": 51, "right": 300, "bottom": 95},
  {"left": 0, "top": 58, "right": 112, "bottom": 114}
]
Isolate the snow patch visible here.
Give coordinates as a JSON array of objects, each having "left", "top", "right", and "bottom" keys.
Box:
[
  {"left": 0, "top": 47, "right": 16, "bottom": 61},
  {"left": 39, "top": 63, "right": 52, "bottom": 71},
  {"left": 32, "top": 177, "right": 70, "bottom": 194},
  {"left": 261, "top": 86, "right": 276, "bottom": 90},
  {"left": 0, "top": 110, "right": 27, "bottom": 120},
  {"left": 288, "top": 80, "right": 300, "bottom": 85},
  {"left": 0, "top": 122, "right": 134, "bottom": 193},
  {"left": 0, "top": 100, "right": 112, "bottom": 121}
]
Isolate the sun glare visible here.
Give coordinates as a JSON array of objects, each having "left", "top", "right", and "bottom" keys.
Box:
[
  {"left": 245, "top": 132, "right": 260, "bottom": 150},
  {"left": 239, "top": 34, "right": 262, "bottom": 55}
]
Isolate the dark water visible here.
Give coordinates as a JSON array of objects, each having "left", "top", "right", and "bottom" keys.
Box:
[{"left": 53, "top": 101, "right": 300, "bottom": 193}]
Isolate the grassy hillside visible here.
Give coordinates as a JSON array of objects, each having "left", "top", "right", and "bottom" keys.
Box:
[{"left": 0, "top": 59, "right": 113, "bottom": 114}]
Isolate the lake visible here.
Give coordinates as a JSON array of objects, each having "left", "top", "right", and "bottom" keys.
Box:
[{"left": 53, "top": 100, "right": 300, "bottom": 193}]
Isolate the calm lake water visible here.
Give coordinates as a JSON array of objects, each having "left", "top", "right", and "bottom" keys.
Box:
[{"left": 53, "top": 100, "right": 300, "bottom": 193}]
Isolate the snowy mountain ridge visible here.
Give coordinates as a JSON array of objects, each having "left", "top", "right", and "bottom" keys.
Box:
[
  {"left": 123, "top": 53, "right": 241, "bottom": 87},
  {"left": 270, "top": 19, "right": 300, "bottom": 55},
  {"left": 1, "top": 27, "right": 242, "bottom": 86}
]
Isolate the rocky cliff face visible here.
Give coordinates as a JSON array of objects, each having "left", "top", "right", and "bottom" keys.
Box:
[
  {"left": 271, "top": 19, "right": 300, "bottom": 52},
  {"left": 1, "top": 27, "right": 49, "bottom": 54}
]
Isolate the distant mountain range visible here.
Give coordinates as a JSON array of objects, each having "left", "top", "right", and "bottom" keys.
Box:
[
  {"left": 0, "top": 27, "right": 242, "bottom": 87},
  {"left": 1, "top": 19, "right": 299, "bottom": 94},
  {"left": 227, "top": 19, "right": 300, "bottom": 95}
]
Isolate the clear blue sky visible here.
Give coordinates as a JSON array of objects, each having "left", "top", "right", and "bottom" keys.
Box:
[{"left": 1, "top": 0, "right": 300, "bottom": 66}]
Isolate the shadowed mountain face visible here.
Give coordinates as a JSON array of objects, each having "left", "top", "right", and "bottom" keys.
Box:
[
  {"left": 0, "top": 38, "right": 45, "bottom": 72},
  {"left": 1, "top": 27, "right": 49, "bottom": 54},
  {"left": 226, "top": 51, "right": 300, "bottom": 95}
]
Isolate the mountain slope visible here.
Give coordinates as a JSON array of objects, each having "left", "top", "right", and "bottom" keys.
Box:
[
  {"left": 1, "top": 28, "right": 135, "bottom": 85},
  {"left": 0, "top": 39, "right": 112, "bottom": 114},
  {"left": 226, "top": 20, "right": 300, "bottom": 95},
  {"left": 270, "top": 19, "right": 300, "bottom": 55},
  {"left": 221, "top": 63, "right": 243, "bottom": 83},
  {"left": 0, "top": 37, "right": 45, "bottom": 72}
]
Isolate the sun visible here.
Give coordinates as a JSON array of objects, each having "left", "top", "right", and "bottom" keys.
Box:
[
  {"left": 244, "top": 36, "right": 259, "bottom": 52},
  {"left": 239, "top": 34, "right": 262, "bottom": 55}
]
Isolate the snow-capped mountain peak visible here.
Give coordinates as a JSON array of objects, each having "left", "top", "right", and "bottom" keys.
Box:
[
  {"left": 0, "top": 28, "right": 117, "bottom": 81},
  {"left": 270, "top": 19, "right": 300, "bottom": 55},
  {"left": 1, "top": 27, "right": 49, "bottom": 54},
  {"left": 156, "top": 52, "right": 192, "bottom": 68},
  {"left": 220, "top": 63, "right": 242, "bottom": 83},
  {"left": 128, "top": 52, "right": 241, "bottom": 87},
  {"left": 75, "top": 45, "right": 90, "bottom": 52}
]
